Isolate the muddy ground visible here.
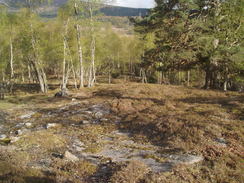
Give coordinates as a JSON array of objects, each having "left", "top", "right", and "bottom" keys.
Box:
[{"left": 0, "top": 83, "right": 243, "bottom": 183}]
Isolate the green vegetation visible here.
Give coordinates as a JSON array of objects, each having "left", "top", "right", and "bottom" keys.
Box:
[
  {"left": 0, "top": 0, "right": 143, "bottom": 93},
  {"left": 0, "top": 0, "right": 243, "bottom": 93},
  {"left": 0, "top": 0, "right": 243, "bottom": 183},
  {"left": 132, "top": 0, "right": 244, "bottom": 90}
]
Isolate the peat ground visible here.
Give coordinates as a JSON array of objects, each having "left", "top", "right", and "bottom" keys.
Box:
[{"left": 0, "top": 83, "right": 243, "bottom": 183}]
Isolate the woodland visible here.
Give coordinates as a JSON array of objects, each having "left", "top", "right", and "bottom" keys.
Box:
[{"left": 0, "top": 0, "right": 243, "bottom": 94}]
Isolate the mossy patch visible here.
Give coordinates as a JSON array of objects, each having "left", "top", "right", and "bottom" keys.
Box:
[
  {"left": 15, "top": 130, "right": 66, "bottom": 152},
  {"left": 0, "top": 138, "right": 11, "bottom": 145}
]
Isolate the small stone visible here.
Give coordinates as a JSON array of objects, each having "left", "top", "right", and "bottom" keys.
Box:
[
  {"left": 81, "top": 120, "right": 90, "bottom": 125},
  {"left": 46, "top": 123, "right": 58, "bottom": 129},
  {"left": 215, "top": 137, "right": 227, "bottom": 147},
  {"left": 0, "top": 134, "right": 7, "bottom": 140},
  {"left": 94, "top": 112, "right": 103, "bottom": 119},
  {"left": 25, "top": 123, "right": 33, "bottom": 128},
  {"left": 64, "top": 151, "right": 79, "bottom": 162},
  {"left": 15, "top": 129, "right": 29, "bottom": 136},
  {"left": 10, "top": 136, "right": 20, "bottom": 143},
  {"left": 100, "top": 118, "right": 108, "bottom": 122},
  {"left": 54, "top": 89, "right": 69, "bottom": 97},
  {"left": 20, "top": 112, "right": 35, "bottom": 119},
  {"left": 170, "top": 154, "right": 204, "bottom": 165},
  {"left": 72, "top": 98, "right": 76, "bottom": 102},
  {"left": 15, "top": 123, "right": 25, "bottom": 128}
]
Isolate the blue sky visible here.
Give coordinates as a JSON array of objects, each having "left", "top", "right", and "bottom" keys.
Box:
[{"left": 112, "top": 0, "right": 155, "bottom": 8}]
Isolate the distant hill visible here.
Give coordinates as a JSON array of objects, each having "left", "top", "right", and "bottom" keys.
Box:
[
  {"left": 1, "top": 0, "right": 149, "bottom": 17},
  {"left": 100, "top": 6, "right": 149, "bottom": 17}
]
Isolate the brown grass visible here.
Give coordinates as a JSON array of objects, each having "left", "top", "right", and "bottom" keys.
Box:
[{"left": 0, "top": 82, "right": 243, "bottom": 182}]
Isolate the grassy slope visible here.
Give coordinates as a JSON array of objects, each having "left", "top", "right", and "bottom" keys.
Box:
[{"left": 0, "top": 82, "right": 243, "bottom": 182}]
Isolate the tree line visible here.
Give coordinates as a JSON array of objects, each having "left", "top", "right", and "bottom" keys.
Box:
[{"left": 0, "top": 0, "right": 243, "bottom": 94}]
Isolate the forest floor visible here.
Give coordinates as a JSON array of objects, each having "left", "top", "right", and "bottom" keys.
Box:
[{"left": 0, "top": 82, "right": 243, "bottom": 183}]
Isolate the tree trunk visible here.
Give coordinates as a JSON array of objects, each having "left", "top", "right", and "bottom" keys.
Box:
[
  {"left": 21, "top": 71, "right": 25, "bottom": 83},
  {"left": 140, "top": 68, "right": 147, "bottom": 83},
  {"left": 62, "top": 34, "right": 67, "bottom": 89},
  {"left": 73, "top": 1, "right": 84, "bottom": 89},
  {"left": 76, "top": 24, "right": 84, "bottom": 89},
  {"left": 88, "top": 4, "right": 96, "bottom": 88},
  {"left": 10, "top": 37, "right": 14, "bottom": 79},
  {"left": 108, "top": 61, "right": 111, "bottom": 84},
  {"left": 223, "top": 72, "right": 228, "bottom": 91},
  {"left": 30, "top": 23, "right": 48, "bottom": 93},
  {"left": 91, "top": 37, "right": 96, "bottom": 86},
  {"left": 187, "top": 70, "right": 190, "bottom": 87},
  {"left": 28, "top": 65, "right": 32, "bottom": 83},
  {"left": 158, "top": 71, "right": 162, "bottom": 84},
  {"left": 61, "top": 19, "right": 70, "bottom": 90},
  {"left": 30, "top": 60, "right": 46, "bottom": 93},
  {"left": 71, "top": 62, "right": 78, "bottom": 89},
  {"left": 2, "top": 70, "right": 5, "bottom": 82},
  {"left": 223, "top": 80, "right": 227, "bottom": 91}
]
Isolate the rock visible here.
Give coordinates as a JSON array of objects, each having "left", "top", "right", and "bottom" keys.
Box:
[
  {"left": 100, "top": 118, "right": 109, "bottom": 122},
  {"left": 54, "top": 89, "right": 69, "bottom": 97},
  {"left": 84, "top": 111, "right": 93, "bottom": 114},
  {"left": 215, "top": 137, "right": 227, "bottom": 147},
  {"left": 94, "top": 112, "right": 103, "bottom": 119},
  {"left": 46, "top": 123, "right": 58, "bottom": 129},
  {"left": 81, "top": 120, "right": 90, "bottom": 125},
  {"left": 15, "top": 123, "right": 25, "bottom": 128},
  {"left": 170, "top": 154, "right": 204, "bottom": 165},
  {"left": 20, "top": 112, "right": 35, "bottom": 119},
  {"left": 0, "top": 134, "right": 7, "bottom": 140},
  {"left": 72, "top": 98, "right": 76, "bottom": 102},
  {"left": 10, "top": 136, "right": 20, "bottom": 143},
  {"left": 15, "top": 129, "right": 29, "bottom": 136},
  {"left": 64, "top": 151, "right": 79, "bottom": 162},
  {"left": 72, "top": 139, "right": 85, "bottom": 152},
  {"left": 25, "top": 123, "right": 33, "bottom": 128}
]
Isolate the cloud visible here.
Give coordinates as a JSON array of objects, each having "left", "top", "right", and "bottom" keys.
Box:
[{"left": 113, "top": 0, "right": 155, "bottom": 8}]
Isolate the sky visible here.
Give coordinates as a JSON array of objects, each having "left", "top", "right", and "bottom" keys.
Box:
[{"left": 112, "top": 0, "right": 155, "bottom": 8}]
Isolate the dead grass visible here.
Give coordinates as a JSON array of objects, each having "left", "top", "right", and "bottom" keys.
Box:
[
  {"left": 0, "top": 82, "right": 243, "bottom": 182},
  {"left": 91, "top": 83, "right": 244, "bottom": 183},
  {"left": 110, "top": 160, "right": 150, "bottom": 183}
]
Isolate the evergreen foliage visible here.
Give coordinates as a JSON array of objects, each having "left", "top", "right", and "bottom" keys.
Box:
[{"left": 132, "top": 0, "right": 244, "bottom": 90}]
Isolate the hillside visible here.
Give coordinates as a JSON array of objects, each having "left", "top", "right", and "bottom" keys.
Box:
[
  {"left": 1, "top": 0, "right": 149, "bottom": 17},
  {"left": 0, "top": 82, "right": 243, "bottom": 182}
]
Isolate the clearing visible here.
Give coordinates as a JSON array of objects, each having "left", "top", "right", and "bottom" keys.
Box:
[{"left": 0, "top": 83, "right": 243, "bottom": 183}]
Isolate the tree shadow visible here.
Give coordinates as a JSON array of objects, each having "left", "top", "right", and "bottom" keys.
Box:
[
  {"left": 93, "top": 89, "right": 165, "bottom": 106},
  {"left": 24, "top": 176, "right": 56, "bottom": 183},
  {"left": 179, "top": 95, "right": 244, "bottom": 120},
  {"left": 88, "top": 162, "right": 119, "bottom": 183}
]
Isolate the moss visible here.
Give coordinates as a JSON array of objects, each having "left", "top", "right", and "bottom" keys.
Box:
[
  {"left": 0, "top": 138, "right": 11, "bottom": 145},
  {"left": 15, "top": 130, "right": 66, "bottom": 152},
  {"left": 84, "top": 144, "right": 102, "bottom": 153},
  {"left": 143, "top": 154, "right": 167, "bottom": 163}
]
